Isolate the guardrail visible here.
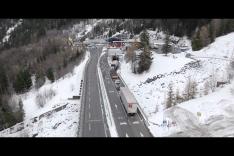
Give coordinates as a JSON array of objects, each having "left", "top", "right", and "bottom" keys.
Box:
[
  {"left": 118, "top": 73, "right": 149, "bottom": 124},
  {"left": 97, "top": 52, "right": 118, "bottom": 137},
  {"left": 0, "top": 102, "right": 69, "bottom": 136},
  {"left": 117, "top": 73, "right": 154, "bottom": 136},
  {"left": 78, "top": 51, "right": 91, "bottom": 137}
]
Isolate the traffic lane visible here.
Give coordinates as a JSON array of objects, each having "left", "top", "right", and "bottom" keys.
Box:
[
  {"left": 83, "top": 120, "right": 106, "bottom": 137},
  {"left": 102, "top": 71, "right": 135, "bottom": 137},
  {"left": 82, "top": 48, "right": 106, "bottom": 137},
  {"left": 88, "top": 48, "right": 106, "bottom": 136},
  {"left": 100, "top": 55, "right": 137, "bottom": 137},
  {"left": 100, "top": 52, "right": 146, "bottom": 137},
  {"left": 128, "top": 115, "right": 152, "bottom": 137},
  {"left": 101, "top": 53, "right": 152, "bottom": 137}
]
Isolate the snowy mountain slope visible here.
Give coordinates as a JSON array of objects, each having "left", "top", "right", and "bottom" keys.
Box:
[
  {"left": 0, "top": 51, "right": 90, "bottom": 137},
  {"left": 0, "top": 101, "right": 79, "bottom": 137},
  {"left": 22, "top": 51, "right": 89, "bottom": 119},
  {"left": 119, "top": 32, "right": 234, "bottom": 137},
  {"left": 150, "top": 81, "right": 234, "bottom": 137},
  {"left": 1, "top": 19, "right": 23, "bottom": 44}
]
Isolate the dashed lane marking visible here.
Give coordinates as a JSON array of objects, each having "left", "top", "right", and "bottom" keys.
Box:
[
  {"left": 140, "top": 132, "right": 144, "bottom": 137},
  {"left": 115, "top": 104, "right": 118, "bottom": 110},
  {"left": 120, "top": 122, "right": 127, "bottom": 125},
  {"left": 88, "top": 119, "right": 102, "bottom": 122},
  {"left": 132, "top": 121, "right": 140, "bottom": 124},
  {"left": 89, "top": 123, "right": 91, "bottom": 131}
]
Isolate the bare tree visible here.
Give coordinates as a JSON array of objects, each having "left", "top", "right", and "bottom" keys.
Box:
[
  {"left": 175, "top": 88, "right": 183, "bottom": 104},
  {"left": 166, "top": 82, "right": 174, "bottom": 109},
  {"left": 183, "top": 76, "right": 198, "bottom": 100},
  {"left": 204, "top": 80, "right": 210, "bottom": 95},
  {"left": 209, "top": 65, "right": 217, "bottom": 92}
]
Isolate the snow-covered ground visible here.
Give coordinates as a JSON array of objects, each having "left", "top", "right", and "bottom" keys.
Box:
[
  {"left": 119, "top": 32, "right": 234, "bottom": 137},
  {"left": 0, "top": 51, "right": 90, "bottom": 137}
]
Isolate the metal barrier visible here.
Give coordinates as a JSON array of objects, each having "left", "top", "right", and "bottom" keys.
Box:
[{"left": 78, "top": 51, "right": 91, "bottom": 137}]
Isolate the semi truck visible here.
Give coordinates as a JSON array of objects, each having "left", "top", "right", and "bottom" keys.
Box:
[
  {"left": 111, "top": 60, "right": 119, "bottom": 70},
  {"left": 119, "top": 87, "right": 138, "bottom": 115},
  {"left": 110, "top": 68, "right": 119, "bottom": 79}
]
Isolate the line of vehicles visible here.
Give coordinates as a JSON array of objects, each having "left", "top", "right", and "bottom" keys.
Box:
[{"left": 109, "top": 55, "right": 138, "bottom": 116}]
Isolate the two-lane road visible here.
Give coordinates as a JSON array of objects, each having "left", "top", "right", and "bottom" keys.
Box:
[
  {"left": 99, "top": 52, "right": 152, "bottom": 137},
  {"left": 81, "top": 46, "right": 110, "bottom": 137},
  {"left": 80, "top": 45, "right": 152, "bottom": 137}
]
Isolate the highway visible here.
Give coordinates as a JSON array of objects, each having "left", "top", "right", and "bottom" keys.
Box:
[
  {"left": 81, "top": 46, "right": 110, "bottom": 137},
  {"left": 80, "top": 44, "right": 152, "bottom": 137}
]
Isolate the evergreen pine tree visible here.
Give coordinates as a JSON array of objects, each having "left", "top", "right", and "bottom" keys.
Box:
[
  {"left": 108, "top": 29, "right": 112, "bottom": 37},
  {"left": 46, "top": 68, "right": 55, "bottom": 82},
  {"left": 191, "top": 32, "right": 202, "bottom": 51},
  {"left": 137, "top": 45, "right": 153, "bottom": 73},
  {"left": 23, "top": 69, "right": 32, "bottom": 91},
  {"left": 162, "top": 33, "right": 170, "bottom": 56},
  {"left": 13, "top": 68, "right": 32, "bottom": 93},
  {"left": 140, "top": 29, "right": 149, "bottom": 47},
  {"left": 0, "top": 65, "right": 8, "bottom": 94},
  {"left": 35, "top": 70, "right": 45, "bottom": 89},
  {"left": 166, "top": 82, "right": 174, "bottom": 108}
]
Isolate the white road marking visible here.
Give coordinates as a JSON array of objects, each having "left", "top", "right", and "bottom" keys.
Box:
[
  {"left": 115, "top": 104, "right": 118, "bottom": 110},
  {"left": 120, "top": 122, "right": 127, "bottom": 125},
  {"left": 89, "top": 113, "right": 91, "bottom": 119},
  {"left": 89, "top": 123, "right": 91, "bottom": 131},
  {"left": 140, "top": 132, "right": 144, "bottom": 137},
  {"left": 118, "top": 116, "right": 123, "bottom": 120},
  {"left": 96, "top": 59, "right": 107, "bottom": 137},
  {"left": 132, "top": 121, "right": 140, "bottom": 124},
  {"left": 89, "top": 103, "right": 90, "bottom": 109},
  {"left": 109, "top": 90, "right": 114, "bottom": 93},
  {"left": 88, "top": 119, "right": 102, "bottom": 122},
  {"left": 89, "top": 97, "right": 91, "bottom": 102},
  {"left": 126, "top": 133, "right": 129, "bottom": 137}
]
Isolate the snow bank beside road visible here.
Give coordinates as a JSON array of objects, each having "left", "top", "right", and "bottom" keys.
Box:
[
  {"left": 21, "top": 52, "right": 89, "bottom": 119},
  {"left": 0, "top": 51, "right": 90, "bottom": 137}
]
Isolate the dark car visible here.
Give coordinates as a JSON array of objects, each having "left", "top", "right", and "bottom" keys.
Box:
[{"left": 106, "top": 37, "right": 121, "bottom": 43}]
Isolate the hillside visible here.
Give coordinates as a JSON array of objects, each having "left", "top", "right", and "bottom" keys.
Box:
[{"left": 119, "top": 31, "right": 234, "bottom": 137}]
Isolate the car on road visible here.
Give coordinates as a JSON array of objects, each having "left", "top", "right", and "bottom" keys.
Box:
[
  {"left": 115, "top": 79, "right": 120, "bottom": 85},
  {"left": 115, "top": 79, "right": 121, "bottom": 90}
]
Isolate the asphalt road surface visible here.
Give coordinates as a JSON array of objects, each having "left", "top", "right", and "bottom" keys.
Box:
[
  {"left": 99, "top": 52, "right": 152, "bottom": 137},
  {"left": 81, "top": 46, "right": 110, "bottom": 137}
]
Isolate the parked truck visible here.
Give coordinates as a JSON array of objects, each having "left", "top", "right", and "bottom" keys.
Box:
[{"left": 119, "top": 87, "right": 138, "bottom": 115}]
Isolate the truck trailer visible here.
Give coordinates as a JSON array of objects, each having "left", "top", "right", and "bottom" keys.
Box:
[
  {"left": 119, "top": 87, "right": 138, "bottom": 115},
  {"left": 111, "top": 60, "right": 119, "bottom": 70}
]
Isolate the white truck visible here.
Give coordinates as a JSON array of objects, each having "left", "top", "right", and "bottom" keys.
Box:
[
  {"left": 111, "top": 60, "right": 119, "bottom": 70},
  {"left": 119, "top": 87, "right": 138, "bottom": 115}
]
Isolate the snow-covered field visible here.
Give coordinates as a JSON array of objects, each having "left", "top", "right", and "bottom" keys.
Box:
[
  {"left": 119, "top": 32, "right": 234, "bottom": 137},
  {"left": 0, "top": 51, "right": 90, "bottom": 137}
]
